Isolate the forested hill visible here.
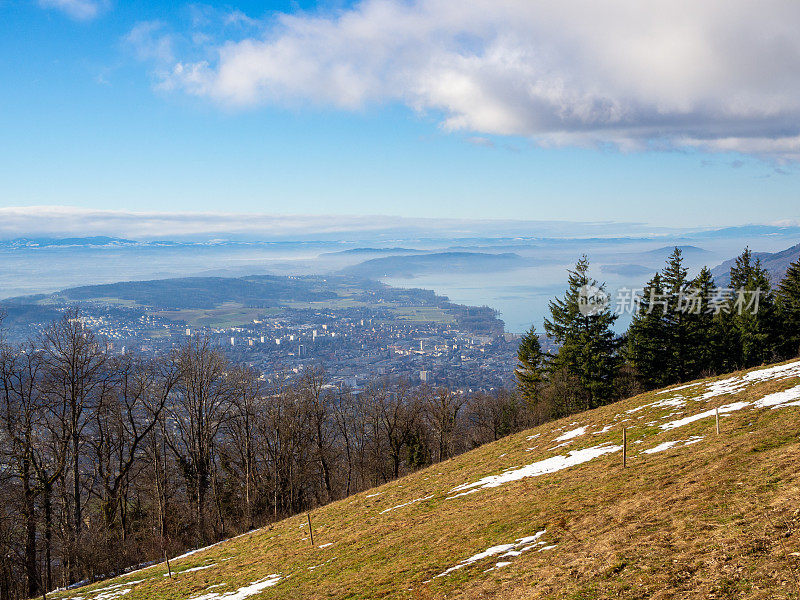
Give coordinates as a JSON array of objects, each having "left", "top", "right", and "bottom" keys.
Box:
[
  {"left": 55, "top": 359, "right": 800, "bottom": 600},
  {"left": 45, "top": 276, "right": 341, "bottom": 309},
  {"left": 1, "top": 274, "right": 505, "bottom": 336},
  {"left": 4, "top": 274, "right": 452, "bottom": 311}
]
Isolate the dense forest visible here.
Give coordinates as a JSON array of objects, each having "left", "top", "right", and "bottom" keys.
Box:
[
  {"left": 1, "top": 246, "right": 799, "bottom": 599},
  {"left": 516, "top": 248, "right": 800, "bottom": 421}
]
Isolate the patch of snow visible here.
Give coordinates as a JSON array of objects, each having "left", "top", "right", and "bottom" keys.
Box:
[
  {"left": 379, "top": 495, "right": 434, "bottom": 514},
  {"left": 189, "top": 575, "right": 282, "bottom": 600},
  {"left": 627, "top": 396, "right": 686, "bottom": 415},
  {"left": 318, "top": 543, "right": 334, "bottom": 549},
  {"left": 93, "top": 589, "right": 132, "bottom": 600},
  {"left": 655, "top": 381, "right": 702, "bottom": 395},
  {"left": 434, "top": 544, "right": 515, "bottom": 578},
  {"left": 685, "top": 361, "right": 800, "bottom": 404},
  {"left": 515, "top": 531, "right": 546, "bottom": 545},
  {"left": 180, "top": 563, "right": 216, "bottom": 574},
  {"left": 365, "top": 492, "right": 382, "bottom": 498},
  {"left": 753, "top": 385, "right": 800, "bottom": 409},
  {"left": 660, "top": 402, "right": 750, "bottom": 431},
  {"left": 63, "top": 579, "right": 147, "bottom": 600},
  {"left": 547, "top": 441, "right": 573, "bottom": 450},
  {"left": 642, "top": 440, "right": 680, "bottom": 454},
  {"left": 446, "top": 489, "right": 479, "bottom": 500},
  {"left": 593, "top": 425, "right": 614, "bottom": 435},
  {"left": 434, "top": 530, "right": 548, "bottom": 579},
  {"left": 555, "top": 426, "right": 587, "bottom": 441},
  {"left": 448, "top": 444, "right": 621, "bottom": 496}
]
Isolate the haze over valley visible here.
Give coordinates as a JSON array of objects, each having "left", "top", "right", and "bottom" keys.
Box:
[{"left": 4, "top": 222, "right": 799, "bottom": 333}]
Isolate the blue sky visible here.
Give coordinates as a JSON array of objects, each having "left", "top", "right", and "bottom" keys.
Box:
[{"left": 1, "top": 0, "right": 799, "bottom": 234}]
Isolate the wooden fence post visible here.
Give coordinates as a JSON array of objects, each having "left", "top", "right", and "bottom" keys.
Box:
[
  {"left": 307, "top": 513, "right": 314, "bottom": 546},
  {"left": 716, "top": 407, "right": 720, "bottom": 435}
]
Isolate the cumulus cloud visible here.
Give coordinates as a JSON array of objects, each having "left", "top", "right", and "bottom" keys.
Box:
[
  {"left": 0, "top": 206, "right": 673, "bottom": 241},
  {"left": 139, "top": 0, "right": 800, "bottom": 160},
  {"left": 39, "top": 0, "right": 108, "bottom": 20},
  {"left": 124, "top": 21, "right": 175, "bottom": 65}
]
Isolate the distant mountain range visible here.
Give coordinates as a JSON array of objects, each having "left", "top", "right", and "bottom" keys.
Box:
[
  {"left": 322, "top": 247, "right": 421, "bottom": 256},
  {"left": 712, "top": 242, "right": 800, "bottom": 286},
  {"left": 643, "top": 245, "right": 712, "bottom": 258}
]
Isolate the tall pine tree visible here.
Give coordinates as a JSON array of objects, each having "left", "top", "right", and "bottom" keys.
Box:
[
  {"left": 728, "top": 247, "right": 777, "bottom": 367},
  {"left": 776, "top": 258, "right": 800, "bottom": 359},
  {"left": 685, "top": 266, "right": 722, "bottom": 377},
  {"left": 544, "top": 256, "right": 621, "bottom": 410},
  {"left": 626, "top": 272, "right": 669, "bottom": 389},
  {"left": 516, "top": 325, "right": 545, "bottom": 406},
  {"left": 627, "top": 250, "right": 722, "bottom": 389},
  {"left": 661, "top": 248, "right": 692, "bottom": 383}
]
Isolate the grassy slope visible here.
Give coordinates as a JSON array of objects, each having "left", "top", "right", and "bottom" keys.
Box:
[{"left": 57, "top": 361, "right": 800, "bottom": 600}]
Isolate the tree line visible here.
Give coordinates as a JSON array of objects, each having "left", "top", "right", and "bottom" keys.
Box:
[
  {"left": 516, "top": 248, "right": 800, "bottom": 420},
  {"left": 0, "top": 312, "right": 532, "bottom": 599}
]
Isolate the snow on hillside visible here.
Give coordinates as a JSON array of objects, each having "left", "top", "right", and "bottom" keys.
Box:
[{"left": 447, "top": 443, "right": 621, "bottom": 499}]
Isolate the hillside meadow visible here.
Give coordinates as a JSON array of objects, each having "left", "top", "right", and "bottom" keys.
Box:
[{"left": 55, "top": 360, "right": 800, "bottom": 600}]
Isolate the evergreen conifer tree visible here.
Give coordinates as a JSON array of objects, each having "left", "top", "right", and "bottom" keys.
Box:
[
  {"left": 627, "top": 250, "right": 723, "bottom": 388},
  {"left": 685, "top": 266, "right": 721, "bottom": 377},
  {"left": 516, "top": 325, "right": 545, "bottom": 405},
  {"left": 776, "top": 258, "right": 800, "bottom": 359},
  {"left": 729, "top": 248, "right": 776, "bottom": 367},
  {"left": 544, "top": 256, "right": 620, "bottom": 410},
  {"left": 661, "top": 247, "right": 691, "bottom": 382},
  {"left": 626, "top": 272, "right": 669, "bottom": 389}
]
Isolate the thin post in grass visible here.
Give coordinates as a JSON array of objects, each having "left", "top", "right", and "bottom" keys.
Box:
[
  {"left": 622, "top": 428, "right": 627, "bottom": 468},
  {"left": 307, "top": 513, "right": 315, "bottom": 546},
  {"left": 715, "top": 406, "right": 721, "bottom": 435}
]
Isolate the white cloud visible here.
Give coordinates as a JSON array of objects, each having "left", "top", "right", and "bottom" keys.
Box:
[
  {"left": 124, "top": 21, "right": 175, "bottom": 64},
  {"left": 39, "top": 0, "right": 108, "bottom": 20},
  {"left": 0, "top": 206, "right": 677, "bottom": 241},
  {"left": 143, "top": 0, "right": 800, "bottom": 160}
]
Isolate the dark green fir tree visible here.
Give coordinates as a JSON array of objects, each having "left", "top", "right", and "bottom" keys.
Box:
[
  {"left": 544, "top": 256, "right": 621, "bottom": 410},
  {"left": 776, "top": 258, "right": 800, "bottom": 359},
  {"left": 729, "top": 247, "right": 777, "bottom": 367},
  {"left": 515, "top": 325, "right": 545, "bottom": 406},
  {"left": 626, "top": 272, "right": 669, "bottom": 389},
  {"left": 686, "top": 266, "right": 722, "bottom": 377},
  {"left": 660, "top": 247, "right": 692, "bottom": 383}
]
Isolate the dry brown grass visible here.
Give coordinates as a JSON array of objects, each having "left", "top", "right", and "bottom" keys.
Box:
[{"left": 55, "top": 360, "right": 800, "bottom": 600}]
